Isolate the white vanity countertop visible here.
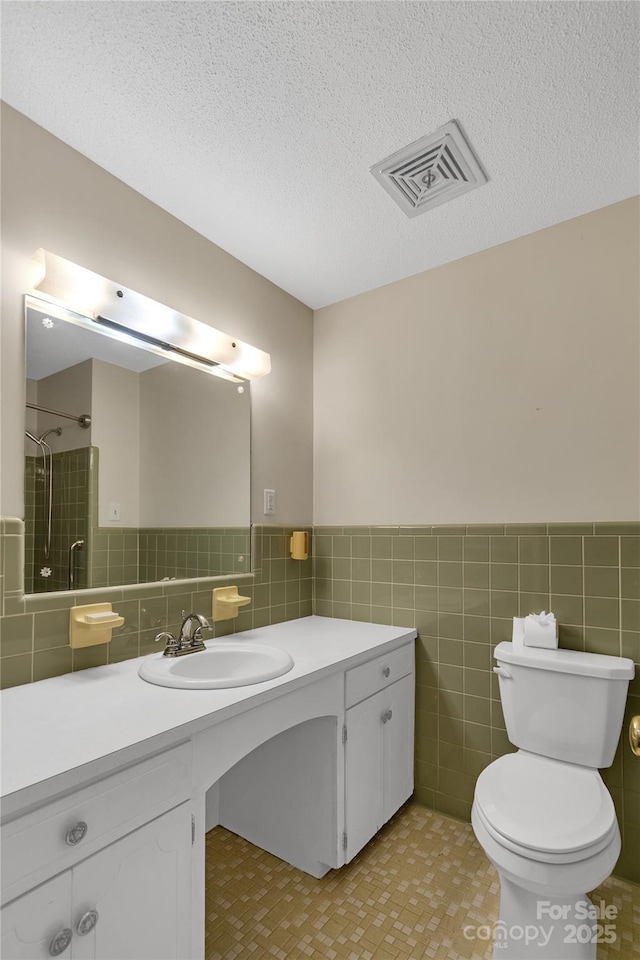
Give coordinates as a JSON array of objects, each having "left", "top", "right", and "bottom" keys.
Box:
[{"left": 0, "top": 616, "right": 415, "bottom": 813}]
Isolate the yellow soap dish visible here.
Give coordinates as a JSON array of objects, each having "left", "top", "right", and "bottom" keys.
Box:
[
  {"left": 69, "top": 603, "right": 125, "bottom": 649},
  {"left": 213, "top": 586, "right": 251, "bottom": 622}
]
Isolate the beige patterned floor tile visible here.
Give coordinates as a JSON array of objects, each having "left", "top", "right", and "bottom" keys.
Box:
[{"left": 205, "top": 803, "right": 639, "bottom": 960}]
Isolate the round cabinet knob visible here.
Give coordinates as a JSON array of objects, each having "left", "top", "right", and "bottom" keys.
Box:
[
  {"left": 65, "top": 821, "right": 88, "bottom": 845},
  {"left": 77, "top": 909, "right": 99, "bottom": 936},
  {"left": 387, "top": 709, "right": 393, "bottom": 722},
  {"left": 382, "top": 666, "right": 391, "bottom": 678},
  {"left": 49, "top": 928, "right": 72, "bottom": 956},
  {"left": 381, "top": 709, "right": 393, "bottom": 724}
]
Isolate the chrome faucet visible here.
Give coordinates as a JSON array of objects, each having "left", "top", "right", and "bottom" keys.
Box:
[
  {"left": 179, "top": 613, "right": 211, "bottom": 649},
  {"left": 154, "top": 613, "right": 212, "bottom": 657}
]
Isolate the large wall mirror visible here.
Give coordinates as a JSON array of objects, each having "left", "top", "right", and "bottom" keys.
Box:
[{"left": 24, "top": 294, "right": 252, "bottom": 594}]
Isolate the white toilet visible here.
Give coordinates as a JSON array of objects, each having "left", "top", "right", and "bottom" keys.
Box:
[{"left": 472, "top": 641, "right": 634, "bottom": 960}]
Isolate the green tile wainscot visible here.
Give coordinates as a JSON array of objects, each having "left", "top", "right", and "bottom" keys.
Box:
[{"left": 1, "top": 518, "right": 638, "bottom": 883}]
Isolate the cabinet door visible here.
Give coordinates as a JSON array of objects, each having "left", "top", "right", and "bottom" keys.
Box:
[
  {"left": 71, "top": 802, "right": 192, "bottom": 960},
  {"left": 382, "top": 673, "right": 415, "bottom": 823},
  {"left": 344, "top": 690, "right": 385, "bottom": 862},
  {"left": 1, "top": 872, "right": 73, "bottom": 960}
]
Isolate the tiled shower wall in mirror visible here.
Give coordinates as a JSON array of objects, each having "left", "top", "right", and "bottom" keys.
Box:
[{"left": 24, "top": 447, "right": 93, "bottom": 593}]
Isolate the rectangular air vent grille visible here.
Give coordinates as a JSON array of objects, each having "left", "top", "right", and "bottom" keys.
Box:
[{"left": 371, "top": 120, "right": 487, "bottom": 218}]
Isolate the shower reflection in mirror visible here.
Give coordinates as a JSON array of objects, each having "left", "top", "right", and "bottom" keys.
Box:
[{"left": 24, "top": 411, "right": 90, "bottom": 593}]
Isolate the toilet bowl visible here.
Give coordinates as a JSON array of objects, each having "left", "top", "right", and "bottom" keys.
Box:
[
  {"left": 471, "top": 643, "right": 634, "bottom": 960},
  {"left": 472, "top": 753, "right": 621, "bottom": 959},
  {"left": 473, "top": 750, "right": 620, "bottom": 886}
]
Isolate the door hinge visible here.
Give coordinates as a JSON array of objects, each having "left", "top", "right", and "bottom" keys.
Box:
[
  {"left": 191, "top": 814, "right": 195, "bottom": 845},
  {"left": 342, "top": 831, "right": 348, "bottom": 851},
  {"left": 342, "top": 724, "right": 347, "bottom": 744}
]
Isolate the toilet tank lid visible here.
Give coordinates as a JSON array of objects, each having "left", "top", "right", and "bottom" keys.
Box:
[{"left": 494, "top": 642, "right": 635, "bottom": 680}]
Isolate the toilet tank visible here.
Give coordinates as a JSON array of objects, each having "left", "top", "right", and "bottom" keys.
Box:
[{"left": 494, "top": 642, "right": 635, "bottom": 768}]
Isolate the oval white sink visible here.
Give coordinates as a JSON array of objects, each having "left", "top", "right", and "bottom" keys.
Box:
[{"left": 138, "top": 642, "right": 294, "bottom": 690}]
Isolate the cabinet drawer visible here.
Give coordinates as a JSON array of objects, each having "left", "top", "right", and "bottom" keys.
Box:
[
  {"left": 1, "top": 742, "right": 191, "bottom": 903},
  {"left": 345, "top": 643, "right": 414, "bottom": 708}
]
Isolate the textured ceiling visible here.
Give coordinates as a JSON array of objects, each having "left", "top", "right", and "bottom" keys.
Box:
[{"left": 2, "top": 1, "right": 639, "bottom": 309}]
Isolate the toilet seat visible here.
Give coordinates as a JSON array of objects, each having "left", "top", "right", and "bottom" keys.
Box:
[
  {"left": 474, "top": 752, "right": 617, "bottom": 864},
  {"left": 472, "top": 801, "right": 618, "bottom": 864}
]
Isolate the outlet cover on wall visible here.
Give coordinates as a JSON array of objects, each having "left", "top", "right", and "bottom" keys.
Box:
[
  {"left": 263, "top": 489, "right": 276, "bottom": 516},
  {"left": 108, "top": 502, "right": 121, "bottom": 521}
]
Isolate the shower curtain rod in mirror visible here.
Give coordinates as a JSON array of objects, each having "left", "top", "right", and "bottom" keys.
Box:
[{"left": 26, "top": 401, "right": 91, "bottom": 428}]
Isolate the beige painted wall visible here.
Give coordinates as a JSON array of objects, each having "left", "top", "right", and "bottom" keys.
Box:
[
  {"left": 314, "top": 197, "right": 640, "bottom": 524},
  {"left": 91, "top": 360, "right": 140, "bottom": 528},
  {"left": 24, "top": 380, "right": 38, "bottom": 449},
  {"left": 0, "top": 103, "right": 314, "bottom": 525},
  {"left": 138, "top": 362, "right": 250, "bottom": 527},
  {"left": 24, "top": 370, "right": 94, "bottom": 457},
  {"left": 36, "top": 361, "right": 93, "bottom": 454},
  {"left": 3, "top": 104, "right": 638, "bottom": 531}
]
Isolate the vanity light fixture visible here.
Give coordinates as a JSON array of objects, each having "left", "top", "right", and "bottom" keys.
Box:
[
  {"left": 93, "top": 314, "right": 220, "bottom": 373},
  {"left": 30, "top": 249, "right": 271, "bottom": 383}
]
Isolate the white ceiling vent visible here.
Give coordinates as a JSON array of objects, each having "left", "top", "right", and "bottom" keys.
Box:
[{"left": 371, "top": 120, "right": 488, "bottom": 218}]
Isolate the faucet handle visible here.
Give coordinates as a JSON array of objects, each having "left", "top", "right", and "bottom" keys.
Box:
[
  {"left": 193, "top": 617, "right": 213, "bottom": 638},
  {"left": 155, "top": 631, "right": 179, "bottom": 656}
]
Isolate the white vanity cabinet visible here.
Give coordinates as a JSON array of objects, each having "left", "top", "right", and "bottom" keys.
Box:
[
  {"left": 1, "top": 803, "right": 192, "bottom": 960},
  {"left": 1, "top": 617, "right": 417, "bottom": 960},
  {"left": 1, "top": 873, "right": 72, "bottom": 960},
  {"left": 1, "top": 744, "right": 193, "bottom": 960},
  {"left": 344, "top": 644, "right": 415, "bottom": 862}
]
